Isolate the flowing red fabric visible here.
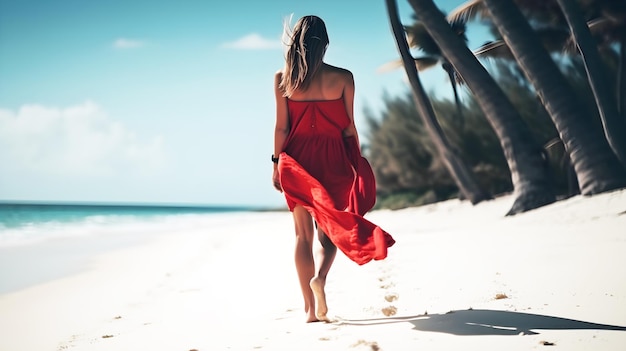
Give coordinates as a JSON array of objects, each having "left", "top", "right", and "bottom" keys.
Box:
[{"left": 278, "top": 98, "right": 395, "bottom": 265}]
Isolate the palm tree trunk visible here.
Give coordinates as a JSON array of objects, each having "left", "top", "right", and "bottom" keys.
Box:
[
  {"left": 555, "top": 0, "right": 626, "bottom": 168},
  {"left": 385, "top": 0, "right": 490, "bottom": 205},
  {"left": 619, "top": 39, "right": 626, "bottom": 120},
  {"left": 406, "top": 0, "right": 555, "bottom": 215},
  {"left": 442, "top": 61, "right": 465, "bottom": 130},
  {"left": 480, "top": 0, "right": 626, "bottom": 195}
]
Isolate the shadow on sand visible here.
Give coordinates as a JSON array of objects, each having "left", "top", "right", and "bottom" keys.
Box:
[{"left": 337, "top": 309, "right": 626, "bottom": 336}]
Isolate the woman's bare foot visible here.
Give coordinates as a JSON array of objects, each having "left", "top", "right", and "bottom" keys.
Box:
[
  {"left": 305, "top": 310, "right": 319, "bottom": 323},
  {"left": 310, "top": 277, "right": 329, "bottom": 321}
]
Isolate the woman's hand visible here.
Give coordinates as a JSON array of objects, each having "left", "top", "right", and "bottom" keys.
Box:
[{"left": 272, "top": 167, "right": 282, "bottom": 192}]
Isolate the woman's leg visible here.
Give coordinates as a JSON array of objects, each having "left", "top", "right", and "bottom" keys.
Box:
[
  {"left": 316, "top": 228, "right": 337, "bottom": 280},
  {"left": 292, "top": 205, "right": 318, "bottom": 322},
  {"left": 310, "top": 228, "right": 337, "bottom": 321}
]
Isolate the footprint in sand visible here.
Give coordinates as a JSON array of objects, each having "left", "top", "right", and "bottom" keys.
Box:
[
  {"left": 384, "top": 293, "right": 398, "bottom": 302},
  {"left": 377, "top": 273, "right": 395, "bottom": 289},
  {"left": 495, "top": 293, "right": 509, "bottom": 300},
  {"left": 351, "top": 339, "right": 381, "bottom": 351},
  {"left": 381, "top": 306, "right": 397, "bottom": 316}
]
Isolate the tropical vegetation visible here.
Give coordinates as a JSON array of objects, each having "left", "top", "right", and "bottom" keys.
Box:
[{"left": 369, "top": 0, "right": 626, "bottom": 214}]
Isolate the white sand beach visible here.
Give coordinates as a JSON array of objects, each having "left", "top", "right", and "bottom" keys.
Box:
[{"left": 1, "top": 189, "right": 625, "bottom": 351}]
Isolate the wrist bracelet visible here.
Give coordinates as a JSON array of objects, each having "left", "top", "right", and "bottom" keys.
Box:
[{"left": 271, "top": 154, "right": 279, "bottom": 163}]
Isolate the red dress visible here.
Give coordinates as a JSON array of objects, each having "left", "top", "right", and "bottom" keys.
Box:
[{"left": 278, "top": 97, "right": 395, "bottom": 265}]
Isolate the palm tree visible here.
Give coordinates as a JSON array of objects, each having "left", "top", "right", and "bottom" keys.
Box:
[
  {"left": 365, "top": 93, "right": 458, "bottom": 201},
  {"left": 403, "top": 0, "right": 556, "bottom": 215},
  {"left": 555, "top": 0, "right": 626, "bottom": 166},
  {"left": 568, "top": 1, "right": 626, "bottom": 142},
  {"left": 452, "top": 0, "right": 626, "bottom": 168},
  {"left": 538, "top": 0, "right": 626, "bottom": 122},
  {"left": 476, "top": 0, "right": 626, "bottom": 194},
  {"left": 586, "top": 14, "right": 626, "bottom": 118},
  {"left": 380, "top": 15, "right": 469, "bottom": 130},
  {"left": 385, "top": 0, "right": 491, "bottom": 205}
]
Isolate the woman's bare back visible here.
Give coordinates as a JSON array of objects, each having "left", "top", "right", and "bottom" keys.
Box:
[{"left": 287, "top": 63, "right": 353, "bottom": 101}]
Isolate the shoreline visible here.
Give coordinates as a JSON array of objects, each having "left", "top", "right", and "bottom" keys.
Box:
[{"left": 1, "top": 190, "right": 625, "bottom": 350}]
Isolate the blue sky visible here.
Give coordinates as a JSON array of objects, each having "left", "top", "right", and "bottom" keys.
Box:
[{"left": 0, "top": 0, "right": 490, "bottom": 207}]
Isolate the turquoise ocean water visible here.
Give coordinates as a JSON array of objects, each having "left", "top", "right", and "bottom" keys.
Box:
[
  {"left": 0, "top": 202, "right": 261, "bottom": 293},
  {"left": 0, "top": 202, "right": 256, "bottom": 247}
]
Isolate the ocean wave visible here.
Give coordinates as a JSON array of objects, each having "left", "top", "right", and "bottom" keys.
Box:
[{"left": 0, "top": 211, "right": 250, "bottom": 247}]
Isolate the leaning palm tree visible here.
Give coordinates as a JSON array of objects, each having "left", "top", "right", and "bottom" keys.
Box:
[
  {"left": 452, "top": 0, "right": 626, "bottom": 168},
  {"left": 587, "top": 15, "right": 626, "bottom": 118},
  {"left": 555, "top": 0, "right": 626, "bottom": 166},
  {"left": 403, "top": 0, "right": 556, "bottom": 215},
  {"left": 379, "top": 15, "right": 469, "bottom": 130},
  {"left": 385, "top": 0, "right": 491, "bottom": 206},
  {"left": 411, "top": 17, "right": 468, "bottom": 130},
  {"left": 558, "top": 0, "right": 626, "bottom": 148},
  {"left": 476, "top": 0, "right": 626, "bottom": 194},
  {"left": 542, "top": 0, "right": 626, "bottom": 120},
  {"left": 452, "top": 0, "right": 626, "bottom": 108}
]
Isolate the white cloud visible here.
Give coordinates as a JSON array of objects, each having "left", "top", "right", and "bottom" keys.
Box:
[
  {"left": 113, "top": 38, "right": 145, "bottom": 49},
  {"left": 0, "top": 101, "right": 168, "bottom": 177},
  {"left": 222, "top": 33, "right": 281, "bottom": 50}
]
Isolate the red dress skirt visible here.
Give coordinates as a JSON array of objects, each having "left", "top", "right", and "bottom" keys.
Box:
[{"left": 278, "top": 97, "right": 395, "bottom": 265}]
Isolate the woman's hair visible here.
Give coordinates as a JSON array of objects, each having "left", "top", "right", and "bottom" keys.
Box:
[{"left": 280, "top": 15, "right": 329, "bottom": 97}]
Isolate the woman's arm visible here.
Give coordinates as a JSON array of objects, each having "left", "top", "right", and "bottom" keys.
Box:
[
  {"left": 273, "top": 71, "right": 290, "bottom": 192},
  {"left": 341, "top": 71, "right": 360, "bottom": 146}
]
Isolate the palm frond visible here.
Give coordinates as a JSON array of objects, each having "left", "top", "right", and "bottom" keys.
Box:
[
  {"left": 474, "top": 27, "right": 572, "bottom": 59},
  {"left": 587, "top": 17, "right": 611, "bottom": 33},
  {"left": 377, "top": 57, "right": 440, "bottom": 73},
  {"left": 447, "top": 0, "right": 486, "bottom": 24},
  {"left": 587, "top": 16, "right": 625, "bottom": 44},
  {"left": 449, "top": 18, "right": 468, "bottom": 43},
  {"left": 405, "top": 22, "right": 440, "bottom": 55},
  {"left": 415, "top": 57, "right": 439, "bottom": 70},
  {"left": 473, "top": 40, "right": 513, "bottom": 59},
  {"left": 377, "top": 59, "right": 404, "bottom": 73}
]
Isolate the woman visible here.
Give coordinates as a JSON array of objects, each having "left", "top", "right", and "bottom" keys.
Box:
[{"left": 272, "top": 15, "right": 395, "bottom": 323}]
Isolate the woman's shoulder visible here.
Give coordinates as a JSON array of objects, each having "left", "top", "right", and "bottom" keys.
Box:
[
  {"left": 274, "top": 69, "right": 284, "bottom": 81},
  {"left": 321, "top": 64, "right": 354, "bottom": 90},
  {"left": 274, "top": 69, "right": 286, "bottom": 90},
  {"left": 322, "top": 64, "right": 353, "bottom": 79}
]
